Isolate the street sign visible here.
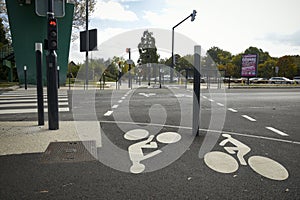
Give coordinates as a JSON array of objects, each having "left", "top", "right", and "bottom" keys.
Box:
[
  {"left": 126, "top": 59, "right": 134, "bottom": 65},
  {"left": 80, "top": 29, "right": 98, "bottom": 52},
  {"left": 35, "top": 0, "right": 65, "bottom": 18}
]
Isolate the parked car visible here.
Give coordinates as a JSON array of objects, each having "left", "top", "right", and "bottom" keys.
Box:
[
  {"left": 293, "top": 76, "right": 300, "bottom": 84},
  {"left": 249, "top": 77, "right": 268, "bottom": 84},
  {"left": 268, "top": 77, "right": 295, "bottom": 84}
]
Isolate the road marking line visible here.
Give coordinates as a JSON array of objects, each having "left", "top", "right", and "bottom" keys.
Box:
[
  {"left": 266, "top": 127, "right": 289, "bottom": 136},
  {"left": 242, "top": 115, "right": 256, "bottom": 122},
  {"left": 118, "top": 100, "right": 123, "bottom": 103},
  {"left": 121, "top": 97, "right": 126, "bottom": 100},
  {"left": 112, "top": 104, "right": 119, "bottom": 109},
  {"left": 228, "top": 108, "right": 238, "bottom": 113},
  {"left": 104, "top": 110, "right": 113, "bottom": 116},
  {"left": 208, "top": 99, "right": 214, "bottom": 102},
  {"left": 100, "top": 120, "right": 300, "bottom": 145},
  {"left": 0, "top": 102, "right": 69, "bottom": 108},
  {"left": 202, "top": 96, "right": 207, "bottom": 99},
  {"left": 217, "top": 103, "right": 224, "bottom": 107},
  {"left": 0, "top": 98, "right": 68, "bottom": 103},
  {"left": 0, "top": 107, "right": 69, "bottom": 114}
]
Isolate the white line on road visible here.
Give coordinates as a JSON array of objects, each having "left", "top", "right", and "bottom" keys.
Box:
[
  {"left": 0, "top": 107, "right": 69, "bottom": 114},
  {"left": 266, "top": 127, "right": 289, "bottom": 136},
  {"left": 100, "top": 120, "right": 300, "bottom": 145},
  {"left": 118, "top": 100, "right": 123, "bottom": 103},
  {"left": 208, "top": 99, "right": 215, "bottom": 102},
  {"left": 202, "top": 96, "right": 207, "bottom": 99},
  {"left": 228, "top": 108, "right": 238, "bottom": 113},
  {"left": 242, "top": 115, "right": 256, "bottom": 122},
  {"left": 112, "top": 104, "right": 119, "bottom": 109},
  {"left": 0, "top": 98, "right": 68, "bottom": 103},
  {"left": 121, "top": 97, "right": 126, "bottom": 100},
  {"left": 104, "top": 110, "right": 113, "bottom": 116},
  {"left": 217, "top": 103, "right": 224, "bottom": 107},
  {"left": 0, "top": 102, "right": 68, "bottom": 108}
]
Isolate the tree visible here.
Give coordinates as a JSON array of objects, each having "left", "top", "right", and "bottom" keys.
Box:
[
  {"left": 277, "top": 56, "right": 297, "bottom": 79},
  {"left": 244, "top": 46, "right": 271, "bottom": 64},
  {"left": 258, "top": 58, "right": 277, "bottom": 78},
  {"left": 0, "top": 17, "right": 8, "bottom": 47},
  {"left": 207, "top": 46, "right": 232, "bottom": 65},
  {"left": 137, "top": 30, "right": 159, "bottom": 64},
  {"left": 72, "top": 0, "right": 96, "bottom": 41}
]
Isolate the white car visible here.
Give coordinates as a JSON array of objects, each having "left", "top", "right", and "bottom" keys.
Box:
[
  {"left": 268, "top": 77, "right": 295, "bottom": 84},
  {"left": 293, "top": 76, "right": 300, "bottom": 84}
]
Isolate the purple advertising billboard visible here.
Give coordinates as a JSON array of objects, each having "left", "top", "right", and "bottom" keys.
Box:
[{"left": 241, "top": 54, "right": 258, "bottom": 77}]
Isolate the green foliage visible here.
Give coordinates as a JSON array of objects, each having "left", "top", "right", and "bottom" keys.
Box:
[
  {"left": 277, "top": 56, "right": 297, "bottom": 79},
  {"left": 207, "top": 46, "right": 232, "bottom": 65},
  {"left": 244, "top": 46, "right": 271, "bottom": 64},
  {"left": 258, "top": 58, "right": 277, "bottom": 78},
  {"left": 137, "top": 30, "right": 159, "bottom": 64}
]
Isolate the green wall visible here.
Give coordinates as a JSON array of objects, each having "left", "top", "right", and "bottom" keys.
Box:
[{"left": 6, "top": 0, "right": 74, "bottom": 85}]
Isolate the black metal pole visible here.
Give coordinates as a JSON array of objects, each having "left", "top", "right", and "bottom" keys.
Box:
[
  {"left": 57, "top": 66, "right": 60, "bottom": 89},
  {"left": 24, "top": 66, "right": 27, "bottom": 90},
  {"left": 193, "top": 45, "right": 201, "bottom": 136},
  {"left": 185, "top": 69, "right": 188, "bottom": 89},
  {"left": 128, "top": 49, "right": 131, "bottom": 89},
  {"left": 68, "top": 67, "right": 71, "bottom": 90},
  {"left": 35, "top": 43, "right": 44, "bottom": 126},
  {"left": 47, "top": 0, "right": 59, "bottom": 130},
  {"left": 85, "top": 0, "right": 89, "bottom": 90}
]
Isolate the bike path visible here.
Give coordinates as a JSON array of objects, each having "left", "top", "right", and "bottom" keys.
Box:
[{"left": 0, "top": 131, "right": 298, "bottom": 199}]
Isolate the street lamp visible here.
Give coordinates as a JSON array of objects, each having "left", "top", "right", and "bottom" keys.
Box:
[{"left": 171, "top": 10, "right": 197, "bottom": 82}]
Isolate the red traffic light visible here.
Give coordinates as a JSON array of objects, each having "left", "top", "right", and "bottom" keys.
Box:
[{"left": 49, "top": 20, "right": 57, "bottom": 26}]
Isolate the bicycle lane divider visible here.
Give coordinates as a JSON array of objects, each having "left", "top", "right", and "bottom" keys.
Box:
[
  {"left": 104, "top": 90, "right": 133, "bottom": 117},
  {"left": 266, "top": 127, "right": 289, "bottom": 137},
  {"left": 242, "top": 115, "right": 257, "bottom": 122},
  {"left": 228, "top": 108, "right": 238, "bottom": 113}
]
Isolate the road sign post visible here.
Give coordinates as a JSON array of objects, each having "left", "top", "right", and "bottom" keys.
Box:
[{"left": 193, "top": 45, "right": 201, "bottom": 136}]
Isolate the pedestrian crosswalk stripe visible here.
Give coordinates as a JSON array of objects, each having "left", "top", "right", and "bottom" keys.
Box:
[
  {"left": 0, "top": 107, "right": 69, "bottom": 114},
  {"left": 0, "top": 90, "right": 69, "bottom": 115}
]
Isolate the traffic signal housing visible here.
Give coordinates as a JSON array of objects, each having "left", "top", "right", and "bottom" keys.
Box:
[
  {"left": 191, "top": 10, "right": 197, "bottom": 21},
  {"left": 48, "top": 18, "right": 58, "bottom": 50}
]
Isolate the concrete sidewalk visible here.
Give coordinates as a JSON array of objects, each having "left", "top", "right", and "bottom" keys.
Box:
[{"left": 0, "top": 121, "right": 80, "bottom": 156}]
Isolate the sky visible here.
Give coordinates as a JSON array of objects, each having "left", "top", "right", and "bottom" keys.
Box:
[{"left": 69, "top": 0, "right": 300, "bottom": 64}]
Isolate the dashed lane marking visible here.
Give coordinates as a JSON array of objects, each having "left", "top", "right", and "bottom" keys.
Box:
[
  {"left": 217, "top": 103, "right": 224, "bottom": 107},
  {"left": 266, "top": 127, "right": 289, "bottom": 136},
  {"left": 112, "top": 104, "right": 119, "bottom": 109},
  {"left": 208, "top": 99, "right": 215, "bottom": 102},
  {"left": 228, "top": 108, "right": 238, "bottom": 113},
  {"left": 118, "top": 100, "right": 123, "bottom": 103},
  {"left": 242, "top": 115, "right": 256, "bottom": 122},
  {"left": 104, "top": 110, "right": 113, "bottom": 116}
]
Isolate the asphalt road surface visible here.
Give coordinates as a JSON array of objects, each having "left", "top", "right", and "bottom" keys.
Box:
[{"left": 0, "top": 87, "right": 299, "bottom": 199}]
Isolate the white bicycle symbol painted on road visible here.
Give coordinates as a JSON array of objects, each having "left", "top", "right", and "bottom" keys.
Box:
[
  {"left": 124, "top": 129, "right": 181, "bottom": 174},
  {"left": 204, "top": 134, "right": 289, "bottom": 181}
]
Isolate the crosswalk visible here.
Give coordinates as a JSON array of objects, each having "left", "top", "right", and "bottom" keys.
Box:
[{"left": 0, "top": 89, "right": 70, "bottom": 115}]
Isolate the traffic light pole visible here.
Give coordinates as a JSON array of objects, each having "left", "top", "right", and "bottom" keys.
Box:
[
  {"left": 47, "top": 0, "right": 59, "bottom": 130},
  {"left": 171, "top": 10, "right": 197, "bottom": 83}
]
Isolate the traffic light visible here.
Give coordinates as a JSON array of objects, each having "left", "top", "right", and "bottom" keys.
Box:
[
  {"left": 191, "top": 10, "right": 197, "bottom": 21},
  {"left": 48, "top": 18, "right": 58, "bottom": 50}
]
